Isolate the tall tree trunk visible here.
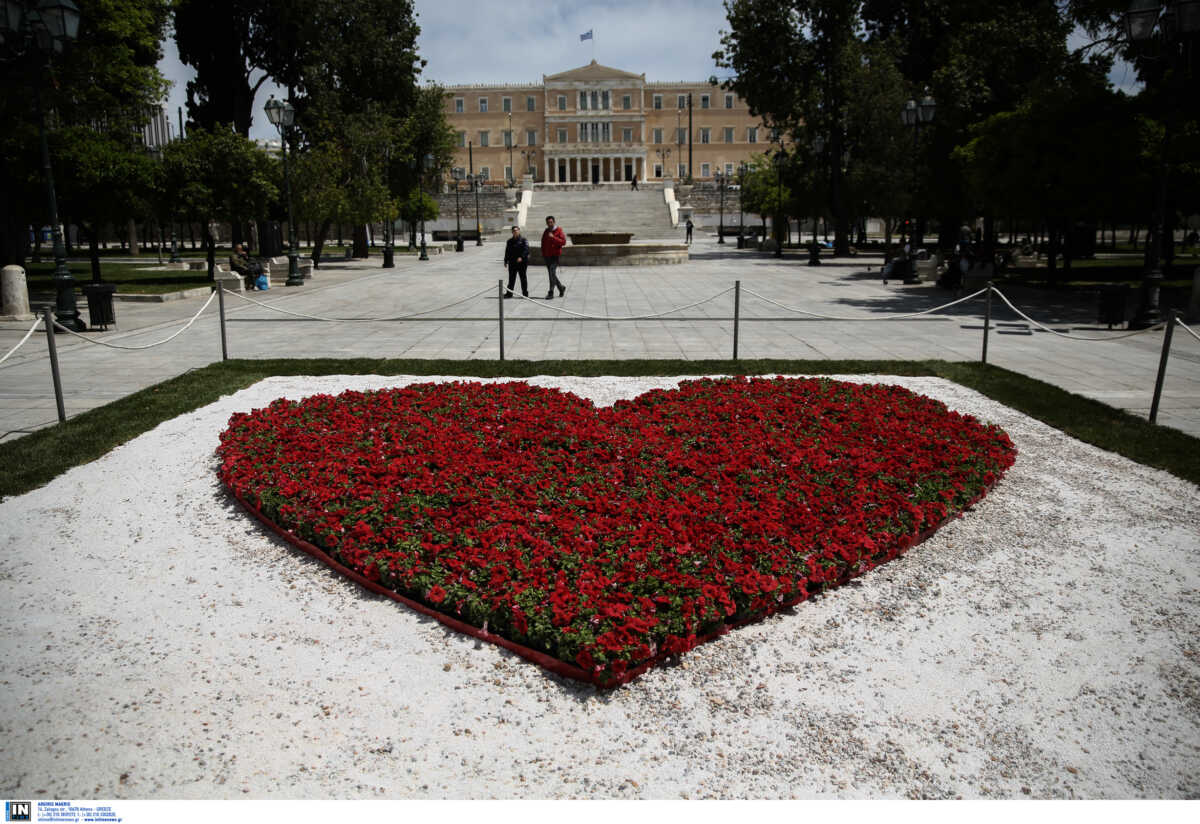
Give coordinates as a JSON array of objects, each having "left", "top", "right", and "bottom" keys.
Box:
[
  {"left": 205, "top": 223, "right": 216, "bottom": 282},
  {"left": 312, "top": 219, "right": 332, "bottom": 268},
  {"left": 352, "top": 224, "right": 369, "bottom": 258},
  {"left": 80, "top": 220, "right": 102, "bottom": 282},
  {"left": 983, "top": 213, "right": 996, "bottom": 265},
  {"left": 1047, "top": 219, "right": 1060, "bottom": 282}
]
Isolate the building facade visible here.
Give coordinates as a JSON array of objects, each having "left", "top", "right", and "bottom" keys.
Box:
[{"left": 442, "top": 60, "right": 772, "bottom": 185}]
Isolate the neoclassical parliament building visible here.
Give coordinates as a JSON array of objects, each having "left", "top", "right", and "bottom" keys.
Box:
[{"left": 442, "top": 60, "right": 773, "bottom": 185}]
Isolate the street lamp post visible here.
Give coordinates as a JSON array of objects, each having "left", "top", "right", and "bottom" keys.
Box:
[
  {"left": 715, "top": 171, "right": 726, "bottom": 244},
  {"left": 773, "top": 149, "right": 786, "bottom": 258},
  {"left": 472, "top": 173, "right": 482, "bottom": 246},
  {"left": 900, "top": 93, "right": 936, "bottom": 250},
  {"left": 382, "top": 145, "right": 394, "bottom": 268},
  {"left": 452, "top": 169, "right": 464, "bottom": 252},
  {"left": 418, "top": 153, "right": 432, "bottom": 261},
  {"left": 1125, "top": 0, "right": 1199, "bottom": 327},
  {"left": 2, "top": 0, "right": 85, "bottom": 331},
  {"left": 676, "top": 108, "right": 682, "bottom": 179},
  {"left": 737, "top": 161, "right": 746, "bottom": 248},
  {"left": 264, "top": 94, "right": 303, "bottom": 286},
  {"left": 506, "top": 112, "right": 514, "bottom": 187}
]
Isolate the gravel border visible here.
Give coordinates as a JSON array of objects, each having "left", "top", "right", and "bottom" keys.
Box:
[{"left": 1, "top": 374, "right": 1197, "bottom": 799}]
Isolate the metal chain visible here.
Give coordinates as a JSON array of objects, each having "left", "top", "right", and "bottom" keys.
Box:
[
  {"left": 51, "top": 291, "right": 217, "bottom": 350},
  {"left": 0, "top": 315, "right": 43, "bottom": 365}
]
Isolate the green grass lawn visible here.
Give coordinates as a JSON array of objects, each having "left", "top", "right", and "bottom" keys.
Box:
[
  {"left": 24, "top": 262, "right": 214, "bottom": 296},
  {"left": 1, "top": 358, "right": 1196, "bottom": 500}
]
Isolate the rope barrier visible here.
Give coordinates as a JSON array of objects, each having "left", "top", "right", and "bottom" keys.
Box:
[
  {"left": 0, "top": 315, "right": 42, "bottom": 365},
  {"left": 990, "top": 289, "right": 1166, "bottom": 341},
  {"left": 52, "top": 291, "right": 217, "bottom": 350},
  {"left": 224, "top": 285, "right": 496, "bottom": 321},
  {"left": 740, "top": 287, "right": 989, "bottom": 321},
  {"left": 506, "top": 287, "right": 735, "bottom": 320},
  {"left": 1175, "top": 316, "right": 1200, "bottom": 344}
]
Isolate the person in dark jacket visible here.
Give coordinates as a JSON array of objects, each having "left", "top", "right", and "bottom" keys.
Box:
[
  {"left": 540, "top": 215, "right": 567, "bottom": 300},
  {"left": 502, "top": 226, "right": 529, "bottom": 298}
]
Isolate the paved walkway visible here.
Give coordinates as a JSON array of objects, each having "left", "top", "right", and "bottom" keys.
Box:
[{"left": 2, "top": 236, "right": 1198, "bottom": 443}]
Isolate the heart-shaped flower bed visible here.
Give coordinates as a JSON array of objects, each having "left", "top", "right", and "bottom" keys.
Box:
[{"left": 218, "top": 377, "right": 1016, "bottom": 687}]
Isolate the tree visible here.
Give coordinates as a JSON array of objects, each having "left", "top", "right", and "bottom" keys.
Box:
[
  {"left": 716, "top": 0, "right": 868, "bottom": 255},
  {"left": 0, "top": 0, "right": 170, "bottom": 264},
  {"left": 740, "top": 153, "right": 791, "bottom": 241},
  {"left": 160, "top": 128, "right": 278, "bottom": 279}
]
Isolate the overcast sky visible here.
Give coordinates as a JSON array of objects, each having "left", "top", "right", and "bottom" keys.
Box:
[
  {"left": 159, "top": 0, "right": 732, "bottom": 141},
  {"left": 158, "top": 0, "right": 1136, "bottom": 142}
]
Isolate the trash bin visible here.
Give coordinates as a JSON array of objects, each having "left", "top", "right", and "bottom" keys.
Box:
[
  {"left": 1097, "top": 284, "right": 1129, "bottom": 328},
  {"left": 81, "top": 282, "right": 117, "bottom": 330}
]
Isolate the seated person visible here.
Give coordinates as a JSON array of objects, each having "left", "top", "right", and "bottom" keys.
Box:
[{"left": 228, "top": 243, "right": 263, "bottom": 289}]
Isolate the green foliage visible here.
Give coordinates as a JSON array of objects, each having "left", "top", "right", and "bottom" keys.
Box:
[
  {"left": 399, "top": 189, "right": 438, "bottom": 224},
  {"left": 160, "top": 127, "right": 278, "bottom": 233},
  {"left": 0, "top": 0, "right": 171, "bottom": 264}
]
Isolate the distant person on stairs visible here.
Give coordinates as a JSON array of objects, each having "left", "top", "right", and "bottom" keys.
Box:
[
  {"left": 631, "top": 174, "right": 639, "bottom": 191},
  {"left": 685, "top": 218, "right": 694, "bottom": 245},
  {"left": 502, "top": 226, "right": 529, "bottom": 299},
  {"left": 540, "top": 215, "right": 567, "bottom": 300}
]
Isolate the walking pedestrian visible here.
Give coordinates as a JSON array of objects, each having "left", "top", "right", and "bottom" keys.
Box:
[
  {"left": 631, "top": 174, "right": 639, "bottom": 191},
  {"left": 685, "top": 218, "right": 694, "bottom": 245},
  {"left": 502, "top": 226, "right": 529, "bottom": 299},
  {"left": 541, "top": 215, "right": 567, "bottom": 300}
]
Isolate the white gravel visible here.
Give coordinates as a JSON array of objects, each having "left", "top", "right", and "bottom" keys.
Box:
[{"left": 1, "top": 374, "right": 1197, "bottom": 799}]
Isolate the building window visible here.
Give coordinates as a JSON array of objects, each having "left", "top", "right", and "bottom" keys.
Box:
[
  {"left": 725, "top": 162, "right": 734, "bottom": 176},
  {"left": 503, "top": 130, "right": 513, "bottom": 147},
  {"left": 677, "top": 94, "right": 686, "bottom": 109},
  {"left": 457, "top": 131, "right": 466, "bottom": 147},
  {"left": 505, "top": 165, "right": 512, "bottom": 182},
  {"left": 770, "top": 128, "right": 780, "bottom": 143},
  {"left": 653, "top": 128, "right": 663, "bottom": 144},
  {"left": 526, "top": 96, "right": 536, "bottom": 111},
  {"left": 701, "top": 163, "right": 710, "bottom": 177},
  {"left": 526, "top": 129, "right": 536, "bottom": 145},
  {"left": 579, "top": 91, "right": 588, "bottom": 111},
  {"left": 677, "top": 127, "right": 687, "bottom": 144},
  {"left": 478, "top": 97, "right": 488, "bottom": 113},
  {"left": 601, "top": 90, "right": 610, "bottom": 109},
  {"left": 579, "top": 123, "right": 587, "bottom": 142},
  {"left": 480, "top": 166, "right": 490, "bottom": 180},
  {"left": 557, "top": 128, "right": 567, "bottom": 143},
  {"left": 600, "top": 122, "right": 610, "bottom": 141},
  {"left": 479, "top": 131, "right": 489, "bottom": 147},
  {"left": 654, "top": 163, "right": 663, "bottom": 178},
  {"left": 622, "top": 94, "right": 631, "bottom": 110},
  {"left": 557, "top": 95, "right": 567, "bottom": 111},
  {"left": 591, "top": 90, "right": 600, "bottom": 110},
  {"left": 725, "top": 93, "right": 734, "bottom": 109},
  {"left": 502, "top": 97, "right": 511, "bottom": 113},
  {"left": 653, "top": 94, "right": 662, "bottom": 110},
  {"left": 622, "top": 127, "right": 633, "bottom": 142},
  {"left": 700, "top": 128, "right": 710, "bottom": 144},
  {"left": 748, "top": 127, "right": 758, "bottom": 143},
  {"left": 454, "top": 98, "right": 464, "bottom": 113},
  {"left": 678, "top": 163, "right": 687, "bottom": 178},
  {"left": 701, "top": 94, "right": 710, "bottom": 109},
  {"left": 724, "top": 126, "right": 734, "bottom": 143}
]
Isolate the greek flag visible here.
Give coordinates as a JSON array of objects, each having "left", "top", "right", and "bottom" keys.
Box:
[{"left": 580, "top": 30, "right": 593, "bottom": 41}]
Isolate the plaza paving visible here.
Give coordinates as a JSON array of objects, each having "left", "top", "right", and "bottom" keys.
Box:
[{"left": 1, "top": 234, "right": 1198, "bottom": 444}]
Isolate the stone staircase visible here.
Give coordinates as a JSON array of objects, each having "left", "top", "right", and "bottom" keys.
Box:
[{"left": 527, "top": 188, "right": 678, "bottom": 240}]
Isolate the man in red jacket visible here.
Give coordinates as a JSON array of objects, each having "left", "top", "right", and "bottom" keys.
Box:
[{"left": 540, "top": 215, "right": 567, "bottom": 300}]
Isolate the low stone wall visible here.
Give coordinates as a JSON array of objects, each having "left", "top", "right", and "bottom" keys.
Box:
[{"left": 529, "top": 243, "right": 688, "bottom": 266}]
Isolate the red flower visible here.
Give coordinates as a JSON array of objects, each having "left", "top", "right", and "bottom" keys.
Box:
[{"left": 217, "top": 377, "right": 1016, "bottom": 686}]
